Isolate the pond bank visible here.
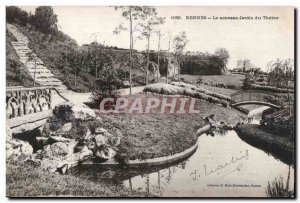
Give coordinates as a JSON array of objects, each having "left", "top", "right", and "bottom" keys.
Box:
[
  {"left": 235, "top": 124, "right": 294, "bottom": 165},
  {"left": 6, "top": 164, "right": 153, "bottom": 197}
]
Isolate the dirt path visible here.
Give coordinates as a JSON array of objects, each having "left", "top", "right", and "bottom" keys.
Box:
[
  {"left": 117, "top": 86, "right": 145, "bottom": 95},
  {"left": 52, "top": 86, "right": 145, "bottom": 107}
]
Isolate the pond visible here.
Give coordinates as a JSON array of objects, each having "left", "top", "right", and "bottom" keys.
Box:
[{"left": 70, "top": 124, "right": 294, "bottom": 197}]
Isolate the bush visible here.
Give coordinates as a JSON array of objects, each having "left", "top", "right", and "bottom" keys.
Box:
[
  {"left": 91, "top": 68, "right": 122, "bottom": 106},
  {"left": 144, "top": 82, "right": 229, "bottom": 107},
  {"left": 261, "top": 109, "right": 294, "bottom": 140},
  {"left": 243, "top": 75, "right": 254, "bottom": 90},
  {"left": 250, "top": 84, "right": 294, "bottom": 93}
]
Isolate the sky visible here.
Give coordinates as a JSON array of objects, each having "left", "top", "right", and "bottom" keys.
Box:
[{"left": 20, "top": 6, "right": 294, "bottom": 71}]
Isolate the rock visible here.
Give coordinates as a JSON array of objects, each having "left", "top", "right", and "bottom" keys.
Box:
[
  {"left": 36, "top": 137, "right": 48, "bottom": 145},
  {"left": 40, "top": 158, "right": 61, "bottom": 172},
  {"left": 94, "top": 134, "right": 107, "bottom": 147},
  {"left": 6, "top": 120, "right": 12, "bottom": 140},
  {"left": 95, "top": 116, "right": 103, "bottom": 123},
  {"left": 95, "top": 146, "right": 116, "bottom": 160},
  {"left": 47, "top": 136, "right": 71, "bottom": 144},
  {"left": 57, "top": 147, "right": 93, "bottom": 174},
  {"left": 7, "top": 139, "right": 33, "bottom": 160},
  {"left": 84, "top": 129, "right": 92, "bottom": 140},
  {"left": 71, "top": 105, "right": 96, "bottom": 121},
  {"left": 95, "top": 127, "right": 108, "bottom": 134},
  {"left": 67, "top": 139, "right": 77, "bottom": 154},
  {"left": 109, "top": 137, "right": 121, "bottom": 146},
  {"left": 41, "top": 142, "right": 69, "bottom": 159},
  {"left": 57, "top": 122, "right": 72, "bottom": 133},
  {"left": 122, "top": 81, "right": 130, "bottom": 87},
  {"left": 53, "top": 102, "right": 96, "bottom": 122}
]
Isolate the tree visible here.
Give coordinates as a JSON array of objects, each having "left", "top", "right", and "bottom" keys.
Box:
[
  {"left": 32, "top": 6, "right": 58, "bottom": 35},
  {"left": 214, "top": 48, "right": 230, "bottom": 66},
  {"left": 173, "top": 31, "right": 189, "bottom": 78},
  {"left": 6, "top": 6, "right": 28, "bottom": 26},
  {"left": 91, "top": 67, "right": 123, "bottom": 106},
  {"left": 214, "top": 48, "right": 230, "bottom": 74},
  {"left": 140, "top": 16, "right": 165, "bottom": 84},
  {"left": 267, "top": 59, "right": 294, "bottom": 116},
  {"left": 113, "top": 6, "right": 157, "bottom": 95}
]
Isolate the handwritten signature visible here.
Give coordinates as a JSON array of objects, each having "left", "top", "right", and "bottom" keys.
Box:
[{"left": 190, "top": 150, "right": 249, "bottom": 180}]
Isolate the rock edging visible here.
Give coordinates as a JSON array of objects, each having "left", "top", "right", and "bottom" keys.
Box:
[{"left": 89, "top": 140, "right": 198, "bottom": 167}]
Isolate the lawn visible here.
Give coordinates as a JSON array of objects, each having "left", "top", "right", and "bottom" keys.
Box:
[
  {"left": 6, "top": 164, "right": 152, "bottom": 197},
  {"left": 97, "top": 92, "right": 247, "bottom": 160}
]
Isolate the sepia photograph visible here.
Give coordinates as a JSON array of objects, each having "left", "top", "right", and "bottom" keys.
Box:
[{"left": 5, "top": 5, "right": 295, "bottom": 198}]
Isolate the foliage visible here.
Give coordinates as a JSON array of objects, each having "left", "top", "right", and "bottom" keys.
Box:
[
  {"left": 242, "top": 75, "right": 254, "bottom": 90},
  {"left": 6, "top": 6, "right": 28, "bottom": 26},
  {"left": 173, "top": 31, "right": 189, "bottom": 57},
  {"left": 261, "top": 109, "right": 295, "bottom": 140},
  {"left": 249, "top": 84, "right": 294, "bottom": 93},
  {"left": 267, "top": 59, "right": 294, "bottom": 88},
  {"left": 266, "top": 176, "right": 294, "bottom": 197},
  {"left": 214, "top": 48, "right": 230, "bottom": 67},
  {"left": 180, "top": 54, "right": 226, "bottom": 75},
  {"left": 31, "top": 6, "right": 58, "bottom": 35},
  {"left": 91, "top": 67, "right": 123, "bottom": 105}
]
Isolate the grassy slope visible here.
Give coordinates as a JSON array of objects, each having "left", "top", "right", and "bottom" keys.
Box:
[
  {"left": 7, "top": 164, "right": 152, "bottom": 197},
  {"left": 176, "top": 74, "right": 245, "bottom": 88},
  {"left": 15, "top": 25, "right": 95, "bottom": 92},
  {"left": 235, "top": 124, "right": 294, "bottom": 165},
  {"left": 16, "top": 25, "right": 147, "bottom": 92},
  {"left": 99, "top": 93, "right": 247, "bottom": 160},
  {"left": 6, "top": 29, "right": 36, "bottom": 87}
]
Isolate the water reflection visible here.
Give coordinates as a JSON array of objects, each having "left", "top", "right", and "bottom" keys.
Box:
[{"left": 70, "top": 130, "right": 294, "bottom": 197}]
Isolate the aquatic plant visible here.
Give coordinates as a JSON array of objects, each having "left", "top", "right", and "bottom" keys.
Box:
[{"left": 266, "top": 175, "right": 294, "bottom": 198}]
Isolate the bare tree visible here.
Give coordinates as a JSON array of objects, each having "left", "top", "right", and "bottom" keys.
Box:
[
  {"left": 214, "top": 47, "right": 230, "bottom": 74},
  {"left": 140, "top": 16, "right": 165, "bottom": 85},
  {"left": 173, "top": 31, "right": 189, "bottom": 79},
  {"left": 113, "top": 6, "right": 157, "bottom": 94}
]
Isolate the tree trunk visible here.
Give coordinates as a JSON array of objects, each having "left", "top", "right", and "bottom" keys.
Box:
[
  {"left": 74, "top": 67, "right": 77, "bottom": 89},
  {"left": 33, "top": 57, "right": 37, "bottom": 87},
  {"left": 166, "top": 39, "right": 171, "bottom": 84},
  {"left": 129, "top": 7, "right": 133, "bottom": 95},
  {"left": 157, "top": 31, "right": 161, "bottom": 83},
  {"left": 146, "top": 34, "right": 150, "bottom": 85},
  {"left": 95, "top": 50, "right": 97, "bottom": 79}
]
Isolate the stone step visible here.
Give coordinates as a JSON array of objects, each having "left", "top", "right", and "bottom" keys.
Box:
[
  {"left": 25, "top": 61, "right": 45, "bottom": 66},
  {"left": 27, "top": 69, "right": 51, "bottom": 74},
  {"left": 36, "top": 77, "right": 62, "bottom": 83},
  {"left": 26, "top": 64, "right": 48, "bottom": 69},
  {"left": 38, "top": 80, "right": 64, "bottom": 85},
  {"left": 13, "top": 48, "right": 31, "bottom": 52},
  {"left": 36, "top": 73, "right": 56, "bottom": 78},
  {"left": 11, "top": 42, "right": 27, "bottom": 46},
  {"left": 7, "top": 23, "right": 68, "bottom": 92},
  {"left": 17, "top": 52, "right": 34, "bottom": 57}
]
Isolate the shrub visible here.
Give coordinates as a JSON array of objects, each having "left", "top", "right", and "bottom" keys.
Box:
[
  {"left": 91, "top": 68, "right": 122, "bottom": 106},
  {"left": 243, "top": 75, "right": 254, "bottom": 90}
]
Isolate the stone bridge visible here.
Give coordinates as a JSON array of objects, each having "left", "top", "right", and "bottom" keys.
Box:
[
  {"left": 6, "top": 86, "right": 68, "bottom": 134},
  {"left": 230, "top": 90, "right": 282, "bottom": 110}
]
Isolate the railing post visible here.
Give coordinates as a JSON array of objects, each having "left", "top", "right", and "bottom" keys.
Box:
[
  {"left": 18, "top": 90, "right": 23, "bottom": 117},
  {"left": 49, "top": 88, "right": 52, "bottom": 109}
]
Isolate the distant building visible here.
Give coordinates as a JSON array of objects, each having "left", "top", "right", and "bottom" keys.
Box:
[{"left": 233, "top": 59, "right": 261, "bottom": 73}]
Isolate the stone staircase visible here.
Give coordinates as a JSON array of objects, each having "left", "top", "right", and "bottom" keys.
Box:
[{"left": 7, "top": 24, "right": 68, "bottom": 92}]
